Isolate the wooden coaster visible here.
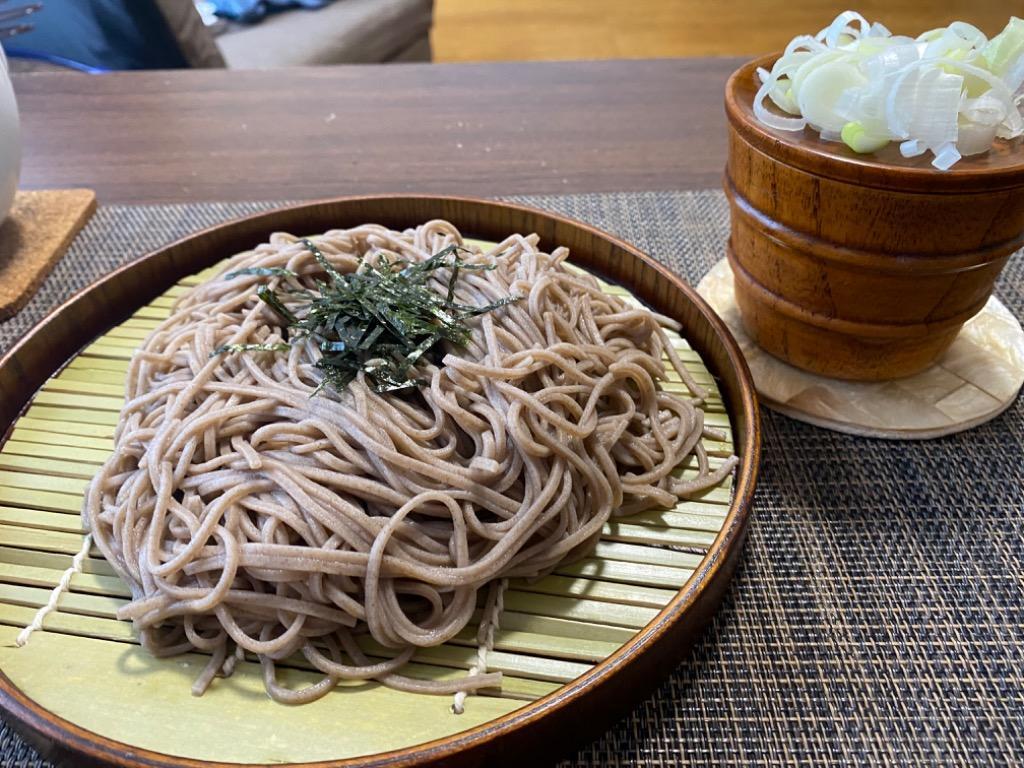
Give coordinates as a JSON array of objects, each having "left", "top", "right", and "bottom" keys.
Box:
[
  {"left": 0, "top": 189, "right": 97, "bottom": 320},
  {"left": 697, "top": 258, "right": 1024, "bottom": 439}
]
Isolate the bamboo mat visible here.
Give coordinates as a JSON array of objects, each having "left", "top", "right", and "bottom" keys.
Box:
[
  {"left": 0, "top": 207, "right": 736, "bottom": 763},
  {"left": 0, "top": 255, "right": 733, "bottom": 760},
  {"left": 0, "top": 191, "right": 1022, "bottom": 767}
]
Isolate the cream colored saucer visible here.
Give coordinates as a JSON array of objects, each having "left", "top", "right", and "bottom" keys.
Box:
[{"left": 697, "top": 258, "right": 1024, "bottom": 439}]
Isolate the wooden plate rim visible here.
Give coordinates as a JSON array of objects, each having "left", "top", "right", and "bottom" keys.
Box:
[{"left": 0, "top": 194, "right": 760, "bottom": 768}]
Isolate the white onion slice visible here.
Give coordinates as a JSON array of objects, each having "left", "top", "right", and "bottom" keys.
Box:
[
  {"left": 785, "top": 34, "right": 829, "bottom": 56},
  {"left": 957, "top": 119, "right": 1000, "bottom": 155},
  {"left": 818, "top": 10, "right": 870, "bottom": 48},
  {"left": 885, "top": 65, "right": 924, "bottom": 137},
  {"left": 1004, "top": 56, "right": 1024, "bottom": 93},
  {"left": 916, "top": 27, "right": 945, "bottom": 43},
  {"left": 906, "top": 69, "right": 962, "bottom": 148},
  {"left": 961, "top": 92, "right": 1007, "bottom": 126},
  {"left": 931, "top": 141, "right": 962, "bottom": 170},
  {"left": 790, "top": 50, "right": 850, "bottom": 104},
  {"left": 862, "top": 43, "right": 925, "bottom": 80},
  {"left": 948, "top": 21, "right": 988, "bottom": 49},
  {"left": 923, "top": 29, "right": 964, "bottom": 59},
  {"left": 833, "top": 88, "right": 860, "bottom": 120},
  {"left": 867, "top": 22, "right": 891, "bottom": 38},
  {"left": 763, "top": 52, "right": 813, "bottom": 114},
  {"left": 900, "top": 139, "right": 926, "bottom": 157},
  {"left": 753, "top": 77, "right": 807, "bottom": 131},
  {"left": 750, "top": 11, "right": 1024, "bottom": 168},
  {"left": 798, "top": 60, "right": 868, "bottom": 132},
  {"left": 937, "top": 58, "right": 1022, "bottom": 136}
]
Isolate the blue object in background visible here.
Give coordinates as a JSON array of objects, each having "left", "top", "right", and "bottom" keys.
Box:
[
  {"left": 210, "top": 0, "right": 331, "bottom": 24},
  {"left": 6, "top": 0, "right": 189, "bottom": 71}
]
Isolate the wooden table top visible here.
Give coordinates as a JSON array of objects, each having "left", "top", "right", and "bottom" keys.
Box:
[{"left": 13, "top": 58, "right": 745, "bottom": 205}]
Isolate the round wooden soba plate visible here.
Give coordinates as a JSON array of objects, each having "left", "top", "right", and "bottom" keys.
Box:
[{"left": 0, "top": 196, "right": 759, "bottom": 768}]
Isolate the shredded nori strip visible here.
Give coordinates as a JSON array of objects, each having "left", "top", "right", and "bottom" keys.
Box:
[{"left": 213, "top": 239, "right": 520, "bottom": 393}]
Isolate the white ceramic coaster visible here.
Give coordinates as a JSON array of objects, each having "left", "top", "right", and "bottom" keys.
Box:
[{"left": 697, "top": 258, "right": 1024, "bottom": 439}]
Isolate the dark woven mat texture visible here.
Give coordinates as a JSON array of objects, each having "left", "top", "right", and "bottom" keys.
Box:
[{"left": 0, "top": 191, "right": 1020, "bottom": 767}]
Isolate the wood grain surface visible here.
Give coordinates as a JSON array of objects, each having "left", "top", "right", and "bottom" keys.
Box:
[
  {"left": 433, "top": 0, "right": 1013, "bottom": 62},
  {"left": 11, "top": 60, "right": 743, "bottom": 205},
  {"left": 724, "top": 56, "right": 1024, "bottom": 381}
]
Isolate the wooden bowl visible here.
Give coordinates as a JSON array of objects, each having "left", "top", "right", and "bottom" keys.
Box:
[
  {"left": 725, "top": 54, "right": 1024, "bottom": 381},
  {"left": 0, "top": 196, "right": 760, "bottom": 767}
]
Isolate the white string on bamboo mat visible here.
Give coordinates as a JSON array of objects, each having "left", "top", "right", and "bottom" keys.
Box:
[
  {"left": 15, "top": 534, "right": 93, "bottom": 647},
  {"left": 452, "top": 577, "right": 508, "bottom": 715}
]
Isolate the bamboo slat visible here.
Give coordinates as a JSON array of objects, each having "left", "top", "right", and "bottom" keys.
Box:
[
  {"left": 0, "top": 252, "right": 737, "bottom": 763},
  {"left": 0, "top": 628, "right": 526, "bottom": 763}
]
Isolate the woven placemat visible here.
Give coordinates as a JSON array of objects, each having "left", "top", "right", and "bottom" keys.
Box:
[{"left": 0, "top": 191, "right": 1021, "bottom": 767}]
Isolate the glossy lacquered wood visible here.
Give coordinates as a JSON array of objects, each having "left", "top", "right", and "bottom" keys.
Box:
[
  {"left": 0, "top": 196, "right": 760, "bottom": 768},
  {"left": 724, "top": 55, "right": 1024, "bottom": 381}
]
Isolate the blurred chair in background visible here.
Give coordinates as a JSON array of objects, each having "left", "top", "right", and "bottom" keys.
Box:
[
  {"left": 215, "top": 0, "right": 434, "bottom": 68},
  {"left": 5, "top": 0, "right": 208, "bottom": 71},
  {"left": 5, "top": 0, "right": 433, "bottom": 71}
]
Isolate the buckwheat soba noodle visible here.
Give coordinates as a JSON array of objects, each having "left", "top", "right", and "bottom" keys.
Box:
[{"left": 84, "top": 220, "right": 737, "bottom": 706}]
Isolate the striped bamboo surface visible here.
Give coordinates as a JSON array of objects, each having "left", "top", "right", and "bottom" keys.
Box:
[{"left": 0, "top": 256, "right": 735, "bottom": 763}]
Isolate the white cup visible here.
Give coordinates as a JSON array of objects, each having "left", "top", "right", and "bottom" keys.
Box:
[{"left": 0, "top": 45, "right": 20, "bottom": 224}]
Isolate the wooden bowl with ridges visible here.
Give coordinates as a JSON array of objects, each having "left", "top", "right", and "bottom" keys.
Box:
[{"left": 725, "top": 54, "right": 1024, "bottom": 381}]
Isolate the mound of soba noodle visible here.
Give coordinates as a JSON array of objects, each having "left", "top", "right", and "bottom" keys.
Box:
[{"left": 84, "top": 220, "right": 737, "bottom": 705}]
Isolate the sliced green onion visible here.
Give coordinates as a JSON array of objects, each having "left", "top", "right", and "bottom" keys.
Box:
[{"left": 753, "top": 11, "right": 1024, "bottom": 169}]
